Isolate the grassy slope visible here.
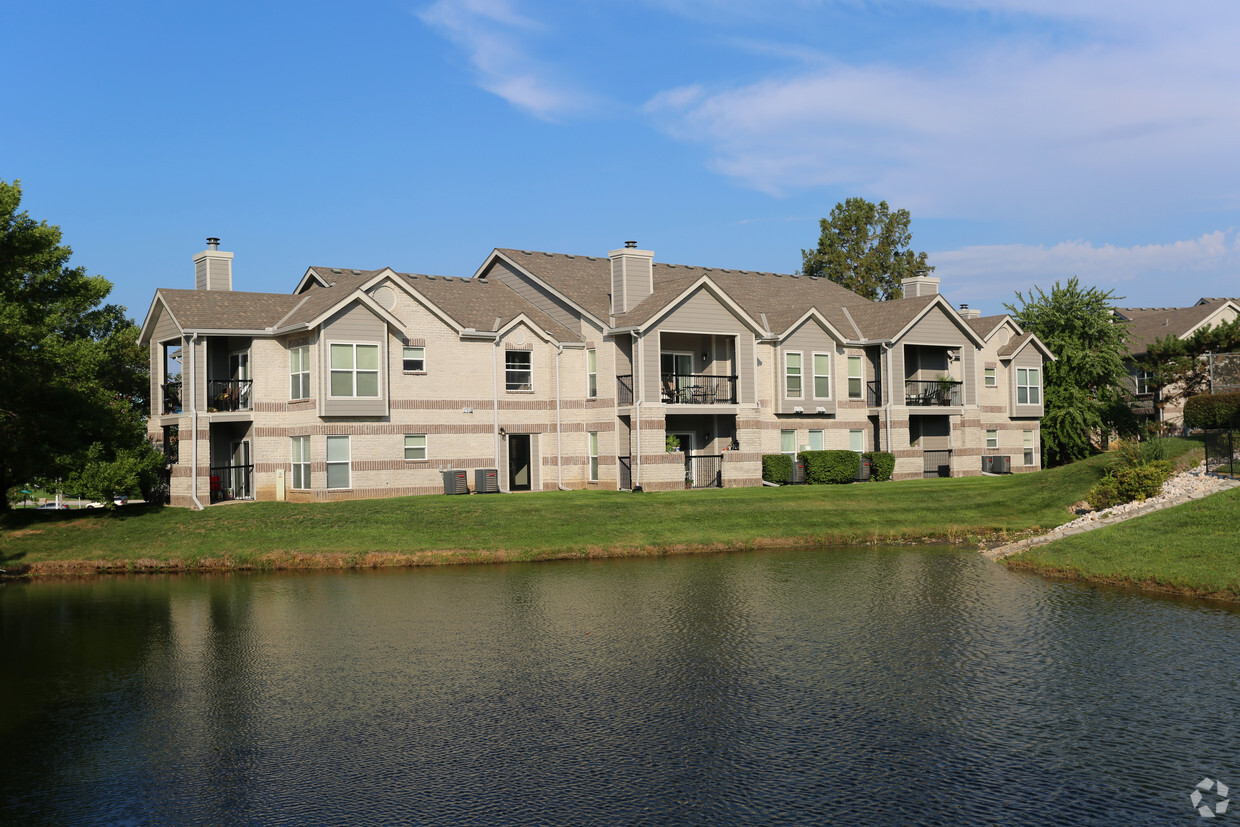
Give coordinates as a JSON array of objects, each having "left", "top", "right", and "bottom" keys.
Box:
[
  {"left": 1008, "top": 486, "right": 1240, "bottom": 597},
  {"left": 0, "top": 438, "right": 1200, "bottom": 574}
]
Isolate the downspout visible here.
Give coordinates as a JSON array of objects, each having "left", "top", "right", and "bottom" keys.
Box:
[
  {"left": 632, "top": 331, "right": 642, "bottom": 491},
  {"left": 189, "top": 333, "right": 204, "bottom": 510},
  {"left": 555, "top": 343, "right": 569, "bottom": 490},
  {"left": 493, "top": 338, "right": 501, "bottom": 477},
  {"left": 883, "top": 342, "right": 894, "bottom": 456}
]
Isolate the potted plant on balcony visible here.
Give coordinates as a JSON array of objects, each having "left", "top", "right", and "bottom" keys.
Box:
[
  {"left": 936, "top": 374, "right": 955, "bottom": 405},
  {"left": 666, "top": 434, "right": 681, "bottom": 452}
]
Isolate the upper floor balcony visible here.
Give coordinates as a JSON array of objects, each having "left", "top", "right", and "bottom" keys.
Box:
[
  {"left": 615, "top": 373, "right": 740, "bottom": 406},
  {"left": 905, "top": 379, "right": 963, "bottom": 407},
  {"left": 160, "top": 378, "right": 253, "bottom": 414}
]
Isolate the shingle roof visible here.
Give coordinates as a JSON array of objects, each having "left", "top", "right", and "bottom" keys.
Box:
[
  {"left": 998, "top": 332, "right": 1034, "bottom": 358},
  {"left": 964, "top": 314, "right": 1012, "bottom": 339},
  {"left": 1114, "top": 303, "right": 1235, "bottom": 354},
  {"left": 154, "top": 288, "right": 304, "bottom": 331}
]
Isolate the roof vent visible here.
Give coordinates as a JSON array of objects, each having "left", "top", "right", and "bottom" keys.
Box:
[
  {"left": 625, "top": 240, "right": 637, "bottom": 249},
  {"left": 206, "top": 237, "right": 220, "bottom": 251}
]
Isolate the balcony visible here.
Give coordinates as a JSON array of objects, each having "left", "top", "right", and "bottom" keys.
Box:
[
  {"left": 866, "top": 381, "right": 882, "bottom": 406},
  {"left": 905, "top": 379, "right": 962, "bottom": 407},
  {"left": 618, "top": 375, "right": 635, "bottom": 406},
  {"left": 661, "top": 374, "right": 738, "bottom": 405},
  {"left": 162, "top": 381, "right": 182, "bottom": 414},
  {"left": 207, "top": 379, "right": 253, "bottom": 412},
  {"left": 210, "top": 464, "right": 253, "bottom": 502}
]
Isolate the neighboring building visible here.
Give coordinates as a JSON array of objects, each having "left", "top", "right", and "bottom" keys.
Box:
[
  {"left": 138, "top": 239, "right": 1054, "bottom": 508},
  {"left": 1113, "top": 298, "right": 1240, "bottom": 427}
]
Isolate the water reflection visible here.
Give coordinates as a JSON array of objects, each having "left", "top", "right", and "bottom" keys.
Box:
[{"left": 3, "top": 549, "right": 1240, "bottom": 825}]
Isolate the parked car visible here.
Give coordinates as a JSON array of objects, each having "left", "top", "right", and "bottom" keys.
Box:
[
  {"left": 85, "top": 497, "right": 129, "bottom": 509},
  {"left": 36, "top": 502, "right": 70, "bottom": 510}
]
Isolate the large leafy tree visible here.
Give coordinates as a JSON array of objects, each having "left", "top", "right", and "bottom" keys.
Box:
[
  {"left": 0, "top": 180, "right": 160, "bottom": 510},
  {"left": 1006, "top": 278, "right": 1132, "bottom": 466},
  {"left": 801, "top": 197, "right": 934, "bottom": 301},
  {"left": 1136, "top": 315, "right": 1240, "bottom": 423}
]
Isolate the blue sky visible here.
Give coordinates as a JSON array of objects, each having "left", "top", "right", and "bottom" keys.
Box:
[{"left": 6, "top": 0, "right": 1239, "bottom": 321}]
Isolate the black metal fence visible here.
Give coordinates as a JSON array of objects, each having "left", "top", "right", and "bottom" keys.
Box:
[
  {"left": 162, "top": 381, "right": 182, "bottom": 414},
  {"left": 209, "top": 464, "right": 254, "bottom": 502},
  {"left": 617, "top": 375, "right": 634, "bottom": 405},
  {"left": 618, "top": 456, "right": 632, "bottom": 490},
  {"left": 866, "top": 380, "right": 883, "bottom": 406},
  {"left": 905, "top": 380, "right": 962, "bottom": 407},
  {"left": 1204, "top": 429, "right": 1239, "bottom": 475},
  {"left": 661, "top": 374, "right": 738, "bottom": 405},
  {"left": 207, "top": 379, "right": 253, "bottom": 411},
  {"left": 689, "top": 455, "right": 723, "bottom": 488},
  {"left": 923, "top": 450, "right": 952, "bottom": 478}
]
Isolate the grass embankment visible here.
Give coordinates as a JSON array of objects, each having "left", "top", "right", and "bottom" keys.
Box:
[
  {"left": 1007, "top": 486, "right": 1240, "bottom": 599},
  {"left": 0, "top": 438, "right": 1201, "bottom": 578}
]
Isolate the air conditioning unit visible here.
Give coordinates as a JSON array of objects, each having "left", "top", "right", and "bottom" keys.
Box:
[
  {"left": 996, "top": 455, "right": 1012, "bottom": 474},
  {"left": 982, "top": 456, "right": 996, "bottom": 473},
  {"left": 474, "top": 468, "right": 499, "bottom": 493},
  {"left": 442, "top": 469, "right": 469, "bottom": 494},
  {"left": 793, "top": 406, "right": 804, "bottom": 414}
]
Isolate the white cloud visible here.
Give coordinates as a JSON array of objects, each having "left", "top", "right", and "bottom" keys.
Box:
[
  {"left": 643, "top": 3, "right": 1240, "bottom": 227},
  {"left": 932, "top": 230, "right": 1240, "bottom": 309},
  {"left": 418, "top": 0, "right": 595, "bottom": 120}
]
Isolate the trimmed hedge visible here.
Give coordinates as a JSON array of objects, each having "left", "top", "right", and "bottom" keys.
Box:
[
  {"left": 1184, "top": 392, "right": 1240, "bottom": 429},
  {"left": 762, "top": 454, "right": 793, "bottom": 484},
  {"left": 864, "top": 451, "right": 895, "bottom": 481},
  {"left": 801, "top": 450, "right": 860, "bottom": 484}
]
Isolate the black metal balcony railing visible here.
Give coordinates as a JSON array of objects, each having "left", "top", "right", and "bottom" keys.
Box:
[
  {"left": 162, "top": 381, "right": 182, "bottom": 414},
  {"left": 209, "top": 464, "right": 253, "bottom": 502},
  {"left": 207, "top": 379, "right": 253, "bottom": 412},
  {"left": 905, "top": 379, "right": 963, "bottom": 407},
  {"left": 617, "top": 375, "right": 635, "bottom": 406},
  {"left": 866, "top": 380, "right": 883, "bottom": 406},
  {"left": 661, "top": 374, "right": 738, "bottom": 405}
]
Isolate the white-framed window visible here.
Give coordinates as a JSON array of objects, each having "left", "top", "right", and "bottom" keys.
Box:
[
  {"left": 506, "top": 351, "right": 532, "bottom": 391},
  {"left": 404, "top": 434, "right": 427, "bottom": 461},
  {"left": 586, "top": 349, "right": 597, "bottom": 399},
  {"left": 290, "top": 346, "right": 310, "bottom": 400},
  {"left": 588, "top": 431, "right": 599, "bottom": 481},
  {"left": 813, "top": 353, "right": 831, "bottom": 399},
  {"left": 986, "top": 429, "right": 998, "bottom": 449},
  {"left": 1024, "top": 430, "right": 1036, "bottom": 466},
  {"left": 849, "top": 429, "right": 864, "bottom": 453},
  {"left": 1016, "top": 368, "right": 1041, "bottom": 405},
  {"left": 848, "top": 356, "right": 863, "bottom": 399},
  {"left": 402, "top": 346, "right": 425, "bottom": 373},
  {"left": 984, "top": 367, "right": 996, "bottom": 387},
  {"left": 781, "top": 429, "right": 797, "bottom": 456},
  {"left": 785, "top": 352, "right": 802, "bottom": 398},
  {"left": 326, "top": 435, "right": 350, "bottom": 489},
  {"left": 290, "top": 436, "right": 310, "bottom": 489},
  {"left": 330, "top": 343, "right": 380, "bottom": 397},
  {"left": 808, "top": 429, "right": 824, "bottom": 451},
  {"left": 1134, "top": 370, "right": 1151, "bottom": 395}
]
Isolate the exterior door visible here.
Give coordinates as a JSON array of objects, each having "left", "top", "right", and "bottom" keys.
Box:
[
  {"left": 508, "top": 434, "right": 531, "bottom": 491},
  {"left": 661, "top": 352, "right": 694, "bottom": 402},
  {"left": 230, "top": 440, "right": 251, "bottom": 498},
  {"left": 229, "top": 351, "right": 251, "bottom": 408}
]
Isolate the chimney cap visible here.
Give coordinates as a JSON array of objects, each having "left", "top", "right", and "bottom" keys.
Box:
[
  {"left": 960, "top": 303, "right": 969, "bottom": 310},
  {"left": 624, "top": 240, "right": 637, "bottom": 249},
  {"left": 206, "top": 237, "right": 220, "bottom": 250}
]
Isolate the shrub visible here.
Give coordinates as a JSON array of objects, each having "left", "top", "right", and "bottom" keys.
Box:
[
  {"left": 864, "top": 451, "right": 895, "bottom": 482},
  {"left": 1087, "top": 460, "right": 1174, "bottom": 509},
  {"left": 762, "top": 454, "right": 793, "bottom": 484},
  {"left": 802, "top": 450, "right": 860, "bottom": 484},
  {"left": 1111, "top": 436, "right": 1168, "bottom": 470},
  {"left": 1184, "top": 392, "right": 1240, "bottom": 429}
]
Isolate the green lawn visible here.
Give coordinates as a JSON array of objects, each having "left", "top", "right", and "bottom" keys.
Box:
[
  {"left": 1008, "top": 485, "right": 1240, "bottom": 597},
  {"left": 0, "top": 438, "right": 1203, "bottom": 576}
]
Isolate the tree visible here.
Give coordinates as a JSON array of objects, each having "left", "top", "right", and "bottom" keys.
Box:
[
  {"left": 0, "top": 180, "right": 160, "bottom": 511},
  {"left": 1005, "top": 278, "right": 1132, "bottom": 466},
  {"left": 801, "top": 197, "right": 934, "bottom": 301},
  {"left": 1136, "top": 315, "right": 1240, "bottom": 424}
]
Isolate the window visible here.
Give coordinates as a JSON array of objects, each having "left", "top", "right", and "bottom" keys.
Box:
[
  {"left": 402, "top": 346, "right": 425, "bottom": 372},
  {"left": 813, "top": 353, "right": 831, "bottom": 399},
  {"left": 808, "top": 430, "right": 824, "bottom": 451},
  {"left": 586, "top": 349, "right": 597, "bottom": 398},
  {"left": 984, "top": 367, "right": 996, "bottom": 388},
  {"left": 404, "top": 434, "right": 427, "bottom": 461},
  {"left": 785, "top": 352, "right": 802, "bottom": 398},
  {"left": 1016, "top": 368, "right": 1041, "bottom": 405},
  {"left": 326, "top": 435, "right": 350, "bottom": 489},
  {"left": 506, "top": 351, "right": 532, "bottom": 391},
  {"left": 588, "top": 432, "right": 599, "bottom": 481},
  {"left": 849, "top": 429, "right": 864, "bottom": 453},
  {"left": 1024, "top": 431, "right": 1036, "bottom": 466},
  {"left": 848, "top": 356, "right": 863, "bottom": 399},
  {"left": 290, "top": 346, "right": 310, "bottom": 399},
  {"left": 781, "top": 429, "right": 797, "bottom": 456},
  {"left": 330, "top": 343, "right": 379, "bottom": 397},
  {"left": 290, "top": 436, "right": 310, "bottom": 489},
  {"left": 986, "top": 430, "right": 998, "bottom": 450},
  {"left": 1134, "top": 370, "right": 1151, "bottom": 395}
]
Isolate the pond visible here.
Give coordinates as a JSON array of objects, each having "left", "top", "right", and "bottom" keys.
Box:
[{"left": 3, "top": 547, "right": 1239, "bottom": 825}]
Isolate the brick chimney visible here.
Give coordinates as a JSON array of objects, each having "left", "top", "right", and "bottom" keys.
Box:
[
  {"left": 193, "top": 237, "right": 233, "bottom": 291},
  {"left": 610, "top": 241, "right": 654, "bottom": 315}
]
